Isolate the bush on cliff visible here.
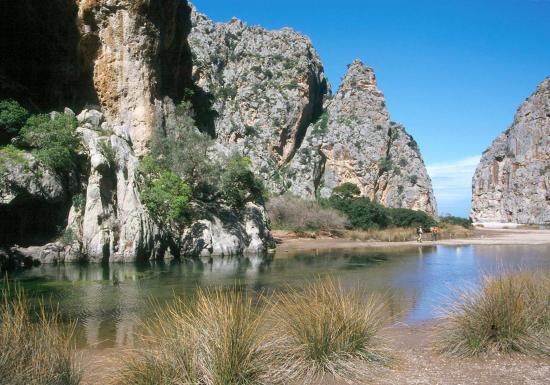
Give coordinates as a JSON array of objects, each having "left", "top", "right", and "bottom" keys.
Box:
[
  {"left": 138, "top": 156, "right": 192, "bottom": 228},
  {"left": 0, "top": 100, "right": 29, "bottom": 142},
  {"left": 142, "top": 99, "right": 266, "bottom": 218},
  {"left": 219, "top": 154, "right": 266, "bottom": 209},
  {"left": 19, "top": 113, "right": 80, "bottom": 173}
]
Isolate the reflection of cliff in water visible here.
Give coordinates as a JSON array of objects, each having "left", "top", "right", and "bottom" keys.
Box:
[{"left": 10, "top": 244, "right": 550, "bottom": 348}]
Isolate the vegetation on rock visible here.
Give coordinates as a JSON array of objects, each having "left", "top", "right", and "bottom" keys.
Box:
[
  {"left": 139, "top": 99, "right": 266, "bottom": 227},
  {"left": 0, "top": 100, "right": 29, "bottom": 142},
  {"left": 139, "top": 156, "right": 193, "bottom": 228}
]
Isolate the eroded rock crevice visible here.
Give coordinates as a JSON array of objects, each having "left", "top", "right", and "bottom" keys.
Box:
[{"left": 0, "top": 0, "right": 97, "bottom": 111}]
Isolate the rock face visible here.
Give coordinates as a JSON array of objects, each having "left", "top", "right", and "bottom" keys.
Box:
[
  {"left": 76, "top": 0, "right": 194, "bottom": 155},
  {"left": 189, "top": 8, "right": 328, "bottom": 192},
  {"left": 471, "top": 77, "right": 550, "bottom": 224},
  {"left": 287, "top": 61, "right": 437, "bottom": 215},
  {"left": 1, "top": 1, "right": 273, "bottom": 265},
  {"left": 0, "top": 150, "right": 69, "bottom": 246},
  {"left": 189, "top": 13, "right": 436, "bottom": 214},
  {"left": 1, "top": 1, "right": 437, "bottom": 265}
]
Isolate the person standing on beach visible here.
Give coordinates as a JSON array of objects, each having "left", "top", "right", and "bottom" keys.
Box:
[
  {"left": 431, "top": 226, "right": 439, "bottom": 241},
  {"left": 416, "top": 226, "right": 423, "bottom": 243}
]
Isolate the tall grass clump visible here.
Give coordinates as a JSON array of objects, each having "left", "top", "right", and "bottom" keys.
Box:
[
  {"left": 268, "top": 279, "right": 389, "bottom": 384},
  {"left": 0, "top": 287, "right": 81, "bottom": 385},
  {"left": 111, "top": 288, "right": 272, "bottom": 385},
  {"left": 437, "top": 271, "right": 550, "bottom": 357},
  {"left": 267, "top": 195, "right": 348, "bottom": 231}
]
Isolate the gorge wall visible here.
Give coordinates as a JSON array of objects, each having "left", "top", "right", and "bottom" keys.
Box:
[
  {"left": 189, "top": 9, "right": 436, "bottom": 215},
  {"left": 471, "top": 77, "right": 550, "bottom": 224},
  {"left": 1, "top": 1, "right": 437, "bottom": 265}
]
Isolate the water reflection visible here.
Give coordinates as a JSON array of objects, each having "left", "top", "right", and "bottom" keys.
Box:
[{"left": 9, "top": 244, "right": 550, "bottom": 348}]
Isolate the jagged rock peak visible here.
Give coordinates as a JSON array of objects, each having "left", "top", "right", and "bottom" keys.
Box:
[
  {"left": 341, "top": 59, "right": 378, "bottom": 88},
  {"left": 287, "top": 60, "right": 437, "bottom": 216},
  {"left": 471, "top": 76, "right": 550, "bottom": 224}
]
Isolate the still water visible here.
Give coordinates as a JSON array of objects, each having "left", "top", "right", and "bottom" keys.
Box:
[{"left": 8, "top": 244, "right": 550, "bottom": 348}]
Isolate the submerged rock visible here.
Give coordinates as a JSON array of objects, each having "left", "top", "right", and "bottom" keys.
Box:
[{"left": 471, "top": 77, "right": 550, "bottom": 224}]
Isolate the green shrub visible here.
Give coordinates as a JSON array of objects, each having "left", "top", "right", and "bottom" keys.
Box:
[
  {"left": 322, "top": 183, "right": 436, "bottom": 230},
  {"left": 19, "top": 113, "right": 79, "bottom": 173},
  {"left": 139, "top": 157, "right": 192, "bottom": 226},
  {"left": 151, "top": 105, "right": 218, "bottom": 201},
  {"left": 387, "top": 207, "right": 436, "bottom": 228},
  {"left": 98, "top": 139, "right": 116, "bottom": 169},
  {"left": 0, "top": 100, "right": 29, "bottom": 140},
  {"left": 378, "top": 157, "right": 393, "bottom": 174},
  {"left": 331, "top": 182, "right": 360, "bottom": 199},
  {"left": 219, "top": 154, "right": 265, "bottom": 209},
  {"left": 0, "top": 144, "right": 27, "bottom": 172},
  {"left": 439, "top": 214, "right": 472, "bottom": 228},
  {"left": 322, "top": 188, "right": 391, "bottom": 230}
]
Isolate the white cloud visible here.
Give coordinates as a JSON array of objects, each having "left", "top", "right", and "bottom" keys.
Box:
[{"left": 427, "top": 155, "right": 481, "bottom": 216}]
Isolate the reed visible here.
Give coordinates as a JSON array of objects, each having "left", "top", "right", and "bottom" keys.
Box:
[
  {"left": 437, "top": 271, "right": 550, "bottom": 357},
  {"left": 0, "top": 286, "right": 81, "bottom": 385},
  {"left": 111, "top": 288, "right": 272, "bottom": 385},
  {"left": 268, "top": 278, "right": 389, "bottom": 384}
]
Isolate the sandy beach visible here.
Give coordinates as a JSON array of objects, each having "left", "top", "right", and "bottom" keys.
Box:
[{"left": 273, "top": 228, "right": 550, "bottom": 255}]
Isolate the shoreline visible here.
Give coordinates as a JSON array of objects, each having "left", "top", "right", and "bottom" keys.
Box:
[
  {"left": 79, "top": 318, "right": 550, "bottom": 385},
  {"left": 274, "top": 228, "right": 550, "bottom": 254}
]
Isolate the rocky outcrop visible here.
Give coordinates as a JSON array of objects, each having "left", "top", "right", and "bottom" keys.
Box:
[
  {"left": 189, "top": 8, "right": 328, "bottom": 192},
  {"left": 1, "top": 108, "right": 272, "bottom": 265},
  {"left": 471, "top": 77, "right": 550, "bottom": 224},
  {"left": 76, "top": 0, "right": 194, "bottom": 155},
  {"left": 65, "top": 109, "right": 272, "bottom": 263},
  {"left": 0, "top": 147, "right": 70, "bottom": 246},
  {"left": 189, "top": 13, "right": 436, "bottom": 215},
  {"left": 288, "top": 61, "right": 436, "bottom": 215}
]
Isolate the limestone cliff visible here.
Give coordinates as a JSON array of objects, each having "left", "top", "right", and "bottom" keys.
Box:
[
  {"left": 188, "top": 12, "right": 436, "bottom": 215},
  {"left": 287, "top": 61, "right": 436, "bottom": 215},
  {"left": 471, "top": 77, "right": 550, "bottom": 224},
  {"left": 0, "top": 0, "right": 272, "bottom": 265},
  {"left": 1, "top": 1, "right": 438, "bottom": 266},
  {"left": 189, "top": 7, "right": 328, "bottom": 192}
]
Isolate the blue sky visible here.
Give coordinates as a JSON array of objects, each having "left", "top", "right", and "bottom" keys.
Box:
[{"left": 191, "top": 0, "right": 550, "bottom": 216}]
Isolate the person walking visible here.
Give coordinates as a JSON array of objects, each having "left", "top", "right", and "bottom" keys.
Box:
[
  {"left": 416, "top": 226, "right": 423, "bottom": 243},
  {"left": 431, "top": 226, "right": 439, "bottom": 241}
]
